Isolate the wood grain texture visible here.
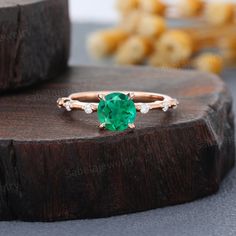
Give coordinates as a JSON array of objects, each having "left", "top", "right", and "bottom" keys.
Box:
[
  {"left": 0, "top": 0, "right": 70, "bottom": 92},
  {"left": 0, "top": 66, "right": 234, "bottom": 221}
]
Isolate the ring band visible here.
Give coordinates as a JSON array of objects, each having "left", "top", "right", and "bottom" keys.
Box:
[{"left": 57, "top": 91, "right": 179, "bottom": 131}]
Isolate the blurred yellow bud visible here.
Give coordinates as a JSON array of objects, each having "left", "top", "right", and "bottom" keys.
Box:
[{"left": 193, "top": 53, "right": 223, "bottom": 74}]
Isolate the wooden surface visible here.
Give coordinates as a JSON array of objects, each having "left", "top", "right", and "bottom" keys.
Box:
[
  {"left": 0, "top": 0, "right": 70, "bottom": 92},
  {"left": 0, "top": 66, "right": 234, "bottom": 221}
]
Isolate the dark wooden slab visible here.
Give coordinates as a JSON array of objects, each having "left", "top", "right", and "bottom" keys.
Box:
[
  {"left": 0, "top": 66, "right": 234, "bottom": 221},
  {"left": 0, "top": 0, "right": 70, "bottom": 92}
]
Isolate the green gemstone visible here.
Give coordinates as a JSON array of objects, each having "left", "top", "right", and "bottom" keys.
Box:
[{"left": 98, "top": 92, "right": 137, "bottom": 131}]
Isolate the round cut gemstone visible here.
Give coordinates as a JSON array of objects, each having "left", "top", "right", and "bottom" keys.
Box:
[
  {"left": 84, "top": 104, "right": 93, "bottom": 114},
  {"left": 98, "top": 92, "right": 137, "bottom": 131},
  {"left": 140, "top": 103, "right": 150, "bottom": 114},
  {"left": 65, "top": 101, "right": 72, "bottom": 111},
  {"left": 162, "top": 101, "right": 169, "bottom": 112}
]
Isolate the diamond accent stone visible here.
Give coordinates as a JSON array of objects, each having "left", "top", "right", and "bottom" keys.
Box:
[
  {"left": 84, "top": 104, "right": 93, "bottom": 114},
  {"left": 65, "top": 101, "right": 72, "bottom": 111},
  {"left": 162, "top": 101, "right": 169, "bottom": 112},
  {"left": 172, "top": 99, "right": 179, "bottom": 109},
  {"left": 140, "top": 103, "right": 150, "bottom": 114}
]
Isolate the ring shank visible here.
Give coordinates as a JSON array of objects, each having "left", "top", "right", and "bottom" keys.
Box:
[
  {"left": 58, "top": 91, "right": 178, "bottom": 112},
  {"left": 69, "top": 91, "right": 165, "bottom": 103}
]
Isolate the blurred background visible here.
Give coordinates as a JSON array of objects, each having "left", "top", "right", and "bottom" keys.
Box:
[
  {"left": 70, "top": 0, "right": 118, "bottom": 22},
  {"left": 69, "top": 0, "right": 236, "bottom": 75},
  {"left": 69, "top": 0, "right": 236, "bottom": 22}
]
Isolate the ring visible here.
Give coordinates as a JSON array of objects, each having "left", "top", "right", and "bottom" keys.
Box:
[{"left": 57, "top": 91, "right": 179, "bottom": 131}]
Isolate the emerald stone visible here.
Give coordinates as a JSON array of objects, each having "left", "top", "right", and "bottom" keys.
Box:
[{"left": 98, "top": 92, "right": 137, "bottom": 131}]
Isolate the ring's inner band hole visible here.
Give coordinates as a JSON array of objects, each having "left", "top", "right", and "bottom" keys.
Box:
[{"left": 71, "top": 94, "right": 164, "bottom": 103}]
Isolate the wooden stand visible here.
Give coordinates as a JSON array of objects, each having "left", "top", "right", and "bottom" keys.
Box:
[
  {"left": 0, "top": 66, "right": 234, "bottom": 221},
  {"left": 0, "top": 0, "right": 70, "bottom": 92}
]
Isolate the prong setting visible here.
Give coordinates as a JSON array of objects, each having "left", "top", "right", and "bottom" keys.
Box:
[
  {"left": 98, "top": 94, "right": 106, "bottom": 101},
  {"left": 128, "top": 123, "right": 136, "bottom": 129},
  {"left": 99, "top": 123, "right": 106, "bottom": 130},
  {"left": 127, "top": 92, "right": 135, "bottom": 100}
]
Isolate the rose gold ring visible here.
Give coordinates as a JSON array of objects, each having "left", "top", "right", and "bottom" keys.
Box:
[{"left": 57, "top": 91, "right": 179, "bottom": 131}]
